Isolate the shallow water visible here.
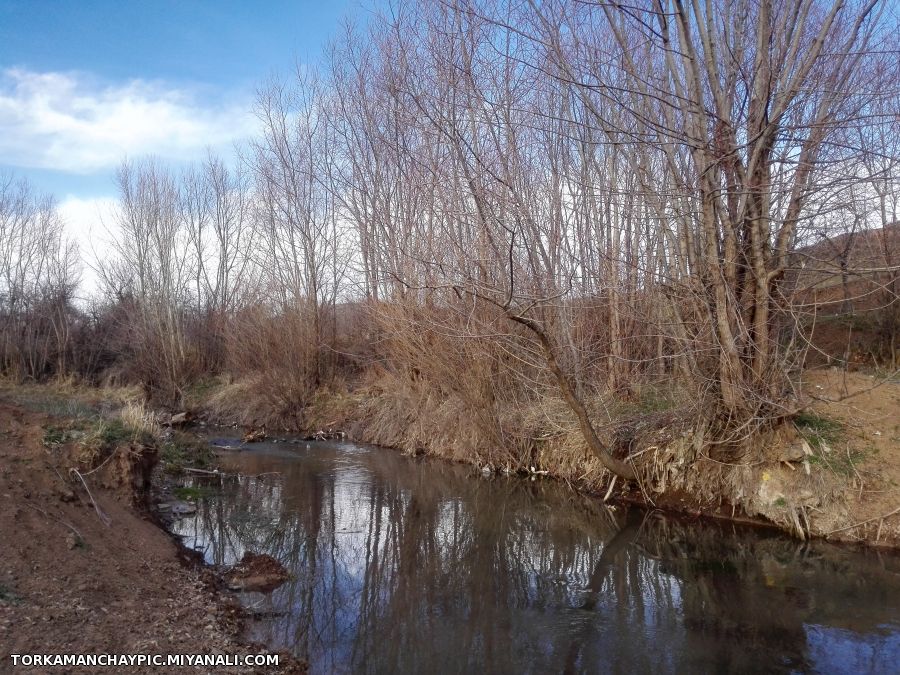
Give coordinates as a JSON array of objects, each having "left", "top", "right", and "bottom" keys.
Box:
[{"left": 170, "top": 436, "right": 900, "bottom": 674}]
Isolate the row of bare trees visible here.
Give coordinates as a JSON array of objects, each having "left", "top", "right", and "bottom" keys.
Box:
[
  {"left": 313, "top": 0, "right": 898, "bottom": 470},
  {"left": 4, "top": 0, "right": 897, "bottom": 479},
  {"left": 0, "top": 174, "right": 80, "bottom": 379}
]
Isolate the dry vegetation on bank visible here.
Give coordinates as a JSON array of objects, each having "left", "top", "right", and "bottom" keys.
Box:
[
  {"left": 192, "top": 365, "right": 898, "bottom": 547},
  {"left": 1, "top": 1, "right": 899, "bottom": 542}
]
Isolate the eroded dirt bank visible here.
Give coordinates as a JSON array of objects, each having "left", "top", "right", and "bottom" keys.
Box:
[{"left": 0, "top": 392, "right": 304, "bottom": 674}]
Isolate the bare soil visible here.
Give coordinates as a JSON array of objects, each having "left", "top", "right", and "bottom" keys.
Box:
[
  {"left": 0, "top": 396, "right": 304, "bottom": 674},
  {"left": 802, "top": 368, "right": 900, "bottom": 546}
]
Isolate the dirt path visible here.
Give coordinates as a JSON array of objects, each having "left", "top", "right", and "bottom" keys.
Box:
[{"left": 0, "top": 396, "right": 303, "bottom": 674}]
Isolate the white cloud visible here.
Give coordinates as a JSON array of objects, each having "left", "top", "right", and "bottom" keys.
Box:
[
  {"left": 0, "top": 68, "right": 257, "bottom": 173},
  {"left": 57, "top": 195, "right": 119, "bottom": 293}
]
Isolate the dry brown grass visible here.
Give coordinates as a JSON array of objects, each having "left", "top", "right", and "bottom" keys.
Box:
[{"left": 117, "top": 399, "right": 162, "bottom": 440}]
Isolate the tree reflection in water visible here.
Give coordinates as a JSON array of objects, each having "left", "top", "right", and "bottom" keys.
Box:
[{"left": 172, "top": 439, "right": 900, "bottom": 674}]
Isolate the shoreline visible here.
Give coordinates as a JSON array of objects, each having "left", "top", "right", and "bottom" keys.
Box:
[
  {"left": 0, "top": 391, "right": 306, "bottom": 674},
  {"left": 187, "top": 369, "right": 900, "bottom": 549},
  {"left": 0, "top": 377, "right": 896, "bottom": 673},
  {"left": 187, "top": 416, "right": 900, "bottom": 552}
]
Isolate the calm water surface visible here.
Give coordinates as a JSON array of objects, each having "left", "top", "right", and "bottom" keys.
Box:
[{"left": 170, "top": 436, "right": 900, "bottom": 674}]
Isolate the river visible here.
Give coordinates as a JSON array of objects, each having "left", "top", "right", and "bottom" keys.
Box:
[{"left": 169, "top": 435, "right": 900, "bottom": 674}]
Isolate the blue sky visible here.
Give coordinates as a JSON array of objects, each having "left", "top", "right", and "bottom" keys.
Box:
[
  {"left": 0, "top": 0, "right": 363, "bottom": 193},
  {"left": 0, "top": 0, "right": 355, "bottom": 89},
  {"left": 0, "top": 0, "right": 368, "bottom": 257}
]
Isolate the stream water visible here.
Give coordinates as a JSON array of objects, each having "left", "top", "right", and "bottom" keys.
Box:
[{"left": 169, "top": 435, "right": 900, "bottom": 674}]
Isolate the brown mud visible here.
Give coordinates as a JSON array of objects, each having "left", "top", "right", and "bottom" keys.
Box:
[
  {"left": 0, "top": 394, "right": 305, "bottom": 674},
  {"left": 223, "top": 553, "right": 290, "bottom": 593}
]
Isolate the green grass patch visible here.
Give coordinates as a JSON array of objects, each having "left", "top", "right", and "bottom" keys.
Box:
[
  {"left": 76, "top": 417, "right": 157, "bottom": 464},
  {"left": 795, "top": 411, "right": 843, "bottom": 450},
  {"left": 98, "top": 418, "right": 152, "bottom": 445},
  {"left": 1, "top": 385, "right": 98, "bottom": 420},
  {"left": 173, "top": 485, "right": 215, "bottom": 500},
  {"left": 42, "top": 425, "right": 73, "bottom": 448},
  {"left": 183, "top": 377, "right": 223, "bottom": 406},
  {"left": 42, "top": 419, "right": 93, "bottom": 449},
  {"left": 43, "top": 414, "right": 157, "bottom": 470},
  {"left": 0, "top": 583, "right": 21, "bottom": 605},
  {"left": 807, "top": 447, "right": 870, "bottom": 477},
  {"left": 161, "top": 432, "right": 214, "bottom": 474},
  {"left": 793, "top": 411, "right": 867, "bottom": 476}
]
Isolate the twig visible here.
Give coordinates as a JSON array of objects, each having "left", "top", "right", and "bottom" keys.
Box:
[
  {"left": 824, "top": 505, "right": 900, "bottom": 535},
  {"left": 631, "top": 463, "right": 655, "bottom": 507},
  {"left": 47, "top": 463, "right": 69, "bottom": 486},
  {"left": 603, "top": 475, "right": 617, "bottom": 502},
  {"left": 24, "top": 502, "right": 84, "bottom": 541},
  {"left": 70, "top": 469, "right": 111, "bottom": 526},
  {"left": 81, "top": 447, "right": 121, "bottom": 476}
]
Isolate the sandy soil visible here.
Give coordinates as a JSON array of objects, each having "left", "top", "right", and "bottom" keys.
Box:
[
  {"left": 803, "top": 369, "right": 900, "bottom": 546},
  {"left": 0, "top": 397, "right": 304, "bottom": 674}
]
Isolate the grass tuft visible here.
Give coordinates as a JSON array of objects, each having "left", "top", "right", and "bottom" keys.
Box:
[
  {"left": 160, "top": 432, "right": 214, "bottom": 474},
  {"left": 795, "top": 411, "right": 843, "bottom": 450},
  {"left": 118, "top": 400, "right": 161, "bottom": 440},
  {"left": 0, "top": 583, "right": 22, "bottom": 605}
]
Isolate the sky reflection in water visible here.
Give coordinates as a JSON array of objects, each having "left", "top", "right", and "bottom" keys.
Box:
[{"left": 171, "top": 438, "right": 900, "bottom": 674}]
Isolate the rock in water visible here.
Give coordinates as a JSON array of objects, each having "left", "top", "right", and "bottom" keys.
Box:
[
  {"left": 157, "top": 500, "right": 197, "bottom": 517},
  {"left": 224, "top": 552, "right": 289, "bottom": 592},
  {"left": 242, "top": 429, "right": 266, "bottom": 443},
  {"left": 169, "top": 412, "right": 189, "bottom": 426}
]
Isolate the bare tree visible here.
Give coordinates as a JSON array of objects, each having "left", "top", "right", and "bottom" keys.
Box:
[
  {"left": 102, "top": 159, "right": 197, "bottom": 403},
  {"left": 251, "top": 72, "right": 349, "bottom": 389},
  {"left": 0, "top": 174, "right": 79, "bottom": 380}
]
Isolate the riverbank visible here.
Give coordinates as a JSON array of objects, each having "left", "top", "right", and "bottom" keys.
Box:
[
  {"left": 195, "top": 367, "right": 900, "bottom": 548},
  {"left": 162, "top": 432, "right": 900, "bottom": 673},
  {"left": 0, "top": 385, "right": 305, "bottom": 674},
  {"left": 0, "top": 376, "right": 896, "bottom": 671}
]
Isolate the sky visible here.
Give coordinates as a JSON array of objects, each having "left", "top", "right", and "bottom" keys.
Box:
[{"left": 0, "top": 0, "right": 366, "bottom": 284}]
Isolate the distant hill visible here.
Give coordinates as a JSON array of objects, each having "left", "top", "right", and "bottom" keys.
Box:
[
  {"left": 786, "top": 224, "right": 900, "bottom": 366},
  {"left": 789, "top": 223, "right": 899, "bottom": 310}
]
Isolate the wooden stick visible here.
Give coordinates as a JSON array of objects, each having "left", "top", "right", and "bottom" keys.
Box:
[
  {"left": 825, "top": 505, "right": 900, "bottom": 535},
  {"left": 24, "top": 502, "right": 84, "bottom": 541},
  {"left": 70, "top": 469, "right": 111, "bottom": 526},
  {"left": 603, "top": 475, "right": 617, "bottom": 502}
]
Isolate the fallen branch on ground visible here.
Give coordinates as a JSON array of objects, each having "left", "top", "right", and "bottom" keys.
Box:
[
  {"left": 70, "top": 469, "right": 111, "bottom": 526},
  {"left": 24, "top": 502, "right": 84, "bottom": 541},
  {"left": 824, "top": 505, "right": 900, "bottom": 536}
]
